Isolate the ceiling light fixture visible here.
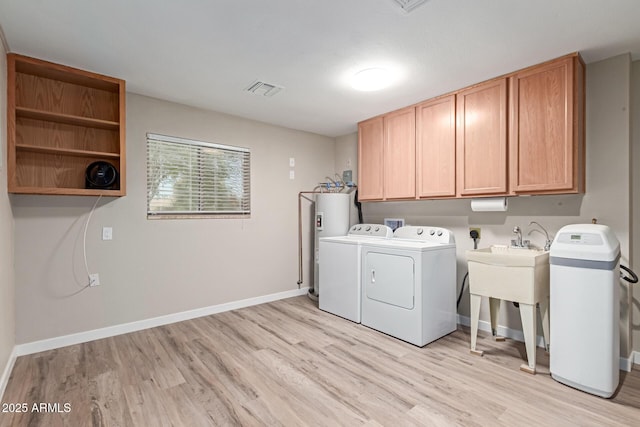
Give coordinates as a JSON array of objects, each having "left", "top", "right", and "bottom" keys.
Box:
[{"left": 351, "top": 68, "right": 394, "bottom": 92}]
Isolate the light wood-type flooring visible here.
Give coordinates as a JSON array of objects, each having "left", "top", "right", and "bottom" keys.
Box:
[{"left": 1, "top": 296, "right": 639, "bottom": 426}]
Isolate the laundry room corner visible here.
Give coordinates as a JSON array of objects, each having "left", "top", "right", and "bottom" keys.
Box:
[{"left": 332, "top": 53, "right": 638, "bottom": 364}]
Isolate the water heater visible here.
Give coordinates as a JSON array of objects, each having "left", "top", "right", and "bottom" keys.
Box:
[{"left": 312, "top": 193, "right": 350, "bottom": 297}]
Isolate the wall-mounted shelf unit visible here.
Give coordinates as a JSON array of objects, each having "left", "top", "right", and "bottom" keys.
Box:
[{"left": 6, "top": 53, "right": 126, "bottom": 196}]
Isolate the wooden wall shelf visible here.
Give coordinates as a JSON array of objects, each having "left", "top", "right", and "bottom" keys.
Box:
[
  {"left": 7, "top": 53, "right": 126, "bottom": 196},
  {"left": 16, "top": 107, "right": 121, "bottom": 130},
  {"left": 16, "top": 144, "right": 121, "bottom": 159}
]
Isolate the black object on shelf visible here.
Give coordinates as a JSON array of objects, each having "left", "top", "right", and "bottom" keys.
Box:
[{"left": 85, "top": 161, "right": 118, "bottom": 190}]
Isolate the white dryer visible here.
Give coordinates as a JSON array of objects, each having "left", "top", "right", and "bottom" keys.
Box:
[
  {"left": 319, "top": 224, "right": 393, "bottom": 323},
  {"left": 360, "top": 226, "right": 457, "bottom": 346}
]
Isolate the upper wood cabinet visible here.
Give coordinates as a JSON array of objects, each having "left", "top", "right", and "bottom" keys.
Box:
[
  {"left": 357, "top": 107, "right": 415, "bottom": 201},
  {"left": 383, "top": 106, "right": 416, "bottom": 200},
  {"left": 509, "top": 54, "right": 585, "bottom": 194},
  {"left": 456, "top": 78, "right": 508, "bottom": 196},
  {"left": 7, "top": 53, "right": 126, "bottom": 196},
  {"left": 356, "top": 53, "right": 585, "bottom": 202},
  {"left": 357, "top": 117, "right": 384, "bottom": 200},
  {"left": 416, "top": 95, "right": 456, "bottom": 198}
]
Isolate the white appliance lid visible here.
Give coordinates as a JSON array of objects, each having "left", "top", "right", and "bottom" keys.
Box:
[
  {"left": 550, "top": 224, "right": 620, "bottom": 262},
  {"left": 360, "top": 238, "right": 455, "bottom": 250}
]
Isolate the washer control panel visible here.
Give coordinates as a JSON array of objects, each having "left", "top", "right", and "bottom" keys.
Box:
[
  {"left": 393, "top": 226, "right": 454, "bottom": 244},
  {"left": 348, "top": 224, "right": 393, "bottom": 238}
]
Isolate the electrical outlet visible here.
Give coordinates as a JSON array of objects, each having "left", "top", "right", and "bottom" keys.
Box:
[
  {"left": 89, "top": 273, "right": 100, "bottom": 287},
  {"left": 102, "top": 227, "right": 112, "bottom": 240},
  {"left": 469, "top": 227, "right": 481, "bottom": 239}
]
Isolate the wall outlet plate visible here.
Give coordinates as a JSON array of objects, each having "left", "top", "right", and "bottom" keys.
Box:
[
  {"left": 342, "top": 170, "right": 352, "bottom": 182},
  {"left": 89, "top": 273, "right": 100, "bottom": 287},
  {"left": 469, "top": 227, "right": 481, "bottom": 239},
  {"left": 102, "top": 227, "right": 113, "bottom": 240}
]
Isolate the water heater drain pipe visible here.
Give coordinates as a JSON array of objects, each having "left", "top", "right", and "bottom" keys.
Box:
[{"left": 297, "top": 190, "right": 320, "bottom": 289}]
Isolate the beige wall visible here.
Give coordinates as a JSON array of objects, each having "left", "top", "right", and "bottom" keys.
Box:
[
  {"left": 336, "top": 54, "right": 637, "bottom": 358},
  {"left": 632, "top": 60, "right": 640, "bottom": 355},
  {"left": 13, "top": 93, "right": 335, "bottom": 343},
  {"left": 8, "top": 53, "right": 640, "bottom": 359},
  {"left": 334, "top": 133, "right": 360, "bottom": 225},
  {"left": 0, "top": 33, "right": 15, "bottom": 383}
]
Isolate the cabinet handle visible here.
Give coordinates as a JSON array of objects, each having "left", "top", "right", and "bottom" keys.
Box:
[{"left": 371, "top": 269, "right": 375, "bottom": 283}]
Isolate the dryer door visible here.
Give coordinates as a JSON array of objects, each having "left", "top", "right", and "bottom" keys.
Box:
[{"left": 364, "top": 251, "right": 415, "bottom": 309}]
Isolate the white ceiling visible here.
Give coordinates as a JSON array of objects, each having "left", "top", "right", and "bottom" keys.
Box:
[{"left": 1, "top": 0, "right": 640, "bottom": 137}]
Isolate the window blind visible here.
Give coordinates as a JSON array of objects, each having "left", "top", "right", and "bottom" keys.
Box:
[{"left": 146, "top": 133, "right": 251, "bottom": 217}]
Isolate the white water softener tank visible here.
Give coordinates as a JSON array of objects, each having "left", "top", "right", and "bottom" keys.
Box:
[
  {"left": 549, "top": 224, "right": 620, "bottom": 398},
  {"left": 312, "top": 193, "right": 350, "bottom": 297}
]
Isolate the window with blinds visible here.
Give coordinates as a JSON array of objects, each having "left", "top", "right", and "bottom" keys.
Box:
[{"left": 146, "top": 133, "right": 251, "bottom": 218}]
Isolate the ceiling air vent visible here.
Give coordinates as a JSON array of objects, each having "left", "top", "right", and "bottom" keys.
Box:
[
  {"left": 244, "top": 80, "right": 284, "bottom": 97},
  {"left": 392, "top": 0, "right": 428, "bottom": 13}
]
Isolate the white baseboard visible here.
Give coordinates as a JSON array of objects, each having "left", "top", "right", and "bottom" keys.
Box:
[
  {"left": 456, "top": 315, "right": 634, "bottom": 373},
  {"left": 0, "top": 347, "right": 17, "bottom": 400},
  {"left": 620, "top": 355, "right": 633, "bottom": 373},
  {"left": 457, "top": 314, "right": 548, "bottom": 348},
  {"left": 15, "top": 287, "right": 310, "bottom": 357}
]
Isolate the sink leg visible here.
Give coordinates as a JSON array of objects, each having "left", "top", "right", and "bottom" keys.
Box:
[
  {"left": 519, "top": 303, "right": 537, "bottom": 374},
  {"left": 470, "top": 294, "right": 483, "bottom": 356},
  {"left": 489, "top": 297, "right": 503, "bottom": 341},
  {"left": 539, "top": 298, "right": 550, "bottom": 352}
]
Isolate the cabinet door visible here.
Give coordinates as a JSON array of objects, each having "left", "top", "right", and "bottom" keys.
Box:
[
  {"left": 510, "top": 55, "right": 585, "bottom": 194},
  {"left": 416, "top": 95, "right": 456, "bottom": 198},
  {"left": 357, "top": 117, "right": 384, "bottom": 200},
  {"left": 456, "top": 78, "right": 508, "bottom": 196},
  {"left": 384, "top": 106, "right": 416, "bottom": 199}
]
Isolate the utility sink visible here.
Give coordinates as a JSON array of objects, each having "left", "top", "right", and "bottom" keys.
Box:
[
  {"left": 466, "top": 245, "right": 549, "bottom": 267},
  {"left": 466, "top": 245, "right": 550, "bottom": 375},
  {"left": 466, "top": 245, "right": 549, "bottom": 307}
]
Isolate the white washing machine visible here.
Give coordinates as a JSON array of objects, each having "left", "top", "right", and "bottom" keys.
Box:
[
  {"left": 360, "top": 226, "right": 457, "bottom": 346},
  {"left": 318, "top": 224, "right": 393, "bottom": 323}
]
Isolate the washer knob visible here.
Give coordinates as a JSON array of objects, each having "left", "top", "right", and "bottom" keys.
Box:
[
  {"left": 365, "top": 225, "right": 372, "bottom": 231},
  {"left": 437, "top": 230, "right": 443, "bottom": 236},
  {"left": 417, "top": 228, "right": 423, "bottom": 235},
  {"left": 356, "top": 226, "right": 362, "bottom": 231},
  {"left": 374, "top": 227, "right": 380, "bottom": 232},
  {"left": 429, "top": 229, "right": 436, "bottom": 235}
]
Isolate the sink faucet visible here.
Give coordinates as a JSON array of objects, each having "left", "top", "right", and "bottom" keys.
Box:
[
  {"left": 528, "top": 221, "right": 552, "bottom": 251},
  {"left": 512, "top": 226, "right": 523, "bottom": 247},
  {"left": 511, "top": 226, "right": 531, "bottom": 248}
]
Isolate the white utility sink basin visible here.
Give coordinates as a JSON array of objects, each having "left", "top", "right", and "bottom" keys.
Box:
[
  {"left": 466, "top": 245, "right": 549, "bottom": 267},
  {"left": 466, "top": 245, "right": 550, "bottom": 374}
]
